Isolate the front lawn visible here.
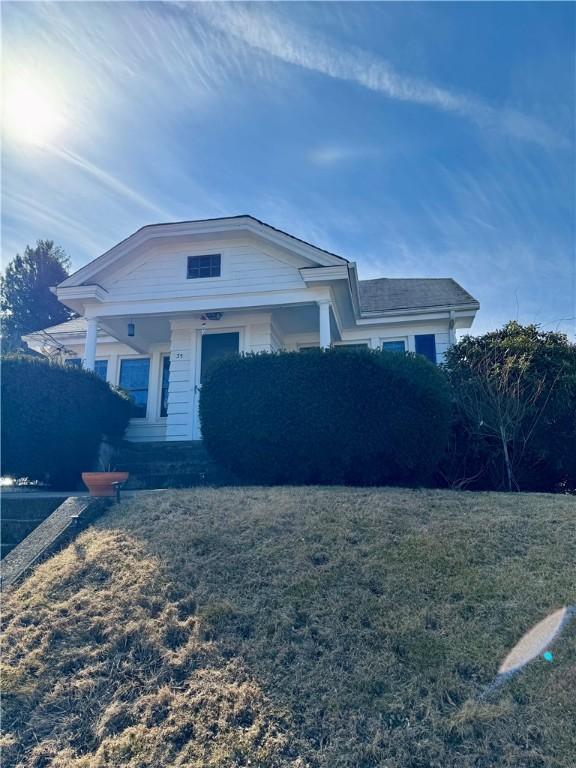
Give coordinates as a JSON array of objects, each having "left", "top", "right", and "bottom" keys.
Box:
[{"left": 2, "top": 488, "right": 575, "bottom": 767}]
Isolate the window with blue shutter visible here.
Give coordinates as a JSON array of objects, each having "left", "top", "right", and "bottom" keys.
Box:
[{"left": 415, "top": 334, "right": 437, "bottom": 364}]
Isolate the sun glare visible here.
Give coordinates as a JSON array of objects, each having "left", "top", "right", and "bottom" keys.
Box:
[{"left": 3, "top": 72, "right": 66, "bottom": 147}]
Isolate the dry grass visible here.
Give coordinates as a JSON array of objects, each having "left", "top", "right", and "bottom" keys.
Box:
[{"left": 2, "top": 487, "right": 575, "bottom": 767}]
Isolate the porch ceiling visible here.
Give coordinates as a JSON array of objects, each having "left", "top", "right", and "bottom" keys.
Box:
[{"left": 100, "top": 316, "right": 171, "bottom": 351}]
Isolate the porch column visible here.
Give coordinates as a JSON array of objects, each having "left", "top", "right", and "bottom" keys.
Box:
[
  {"left": 318, "top": 300, "right": 332, "bottom": 349},
  {"left": 448, "top": 310, "right": 457, "bottom": 346},
  {"left": 83, "top": 317, "right": 98, "bottom": 371}
]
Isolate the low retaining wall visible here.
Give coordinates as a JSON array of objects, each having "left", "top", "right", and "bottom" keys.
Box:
[
  {"left": 1, "top": 497, "right": 62, "bottom": 558},
  {"left": 1, "top": 496, "right": 110, "bottom": 591}
]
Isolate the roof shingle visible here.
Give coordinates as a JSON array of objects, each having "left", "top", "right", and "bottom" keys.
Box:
[{"left": 358, "top": 278, "right": 479, "bottom": 314}]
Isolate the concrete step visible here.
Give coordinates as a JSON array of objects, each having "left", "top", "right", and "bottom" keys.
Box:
[{"left": 114, "top": 440, "right": 236, "bottom": 489}]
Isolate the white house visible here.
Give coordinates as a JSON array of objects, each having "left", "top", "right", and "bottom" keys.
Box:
[{"left": 24, "top": 215, "right": 479, "bottom": 442}]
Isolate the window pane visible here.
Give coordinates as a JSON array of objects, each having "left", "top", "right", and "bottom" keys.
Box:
[
  {"left": 160, "top": 356, "right": 170, "bottom": 418},
  {"left": 94, "top": 360, "right": 108, "bottom": 380},
  {"left": 201, "top": 333, "right": 239, "bottom": 382},
  {"left": 119, "top": 359, "right": 150, "bottom": 417},
  {"left": 335, "top": 343, "right": 369, "bottom": 351},
  {"left": 382, "top": 341, "right": 406, "bottom": 354},
  {"left": 65, "top": 358, "right": 82, "bottom": 367},
  {"left": 187, "top": 254, "right": 221, "bottom": 279}
]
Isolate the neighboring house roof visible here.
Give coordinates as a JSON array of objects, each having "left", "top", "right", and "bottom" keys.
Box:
[
  {"left": 23, "top": 317, "right": 107, "bottom": 341},
  {"left": 358, "top": 278, "right": 479, "bottom": 314},
  {"left": 35, "top": 317, "right": 88, "bottom": 335}
]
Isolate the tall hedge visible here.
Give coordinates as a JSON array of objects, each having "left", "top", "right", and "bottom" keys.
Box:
[
  {"left": 1, "top": 355, "right": 131, "bottom": 487},
  {"left": 199, "top": 348, "right": 451, "bottom": 485}
]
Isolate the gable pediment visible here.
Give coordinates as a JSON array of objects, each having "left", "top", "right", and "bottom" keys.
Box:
[{"left": 60, "top": 216, "right": 347, "bottom": 290}]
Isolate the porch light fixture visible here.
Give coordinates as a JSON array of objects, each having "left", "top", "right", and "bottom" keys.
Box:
[{"left": 127, "top": 322, "right": 135, "bottom": 337}]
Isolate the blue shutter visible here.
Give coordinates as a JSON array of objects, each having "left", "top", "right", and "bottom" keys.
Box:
[{"left": 415, "top": 334, "right": 437, "bottom": 364}]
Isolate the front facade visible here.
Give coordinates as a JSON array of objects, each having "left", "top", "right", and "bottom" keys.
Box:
[{"left": 24, "top": 215, "right": 479, "bottom": 442}]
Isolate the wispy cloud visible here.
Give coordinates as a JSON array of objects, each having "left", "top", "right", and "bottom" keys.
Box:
[
  {"left": 199, "top": 4, "right": 567, "bottom": 149},
  {"left": 308, "top": 144, "right": 380, "bottom": 167},
  {"left": 50, "top": 147, "right": 175, "bottom": 221},
  {"left": 3, "top": 189, "right": 112, "bottom": 253}
]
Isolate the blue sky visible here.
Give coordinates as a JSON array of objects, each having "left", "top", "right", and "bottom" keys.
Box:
[{"left": 2, "top": 2, "right": 575, "bottom": 336}]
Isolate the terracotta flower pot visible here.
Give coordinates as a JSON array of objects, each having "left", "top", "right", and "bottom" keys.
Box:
[{"left": 82, "top": 471, "right": 129, "bottom": 497}]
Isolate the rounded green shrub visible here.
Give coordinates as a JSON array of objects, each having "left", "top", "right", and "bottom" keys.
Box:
[
  {"left": 1, "top": 355, "right": 131, "bottom": 487},
  {"left": 199, "top": 348, "right": 451, "bottom": 485}
]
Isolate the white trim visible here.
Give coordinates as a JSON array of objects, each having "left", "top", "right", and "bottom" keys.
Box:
[
  {"left": 333, "top": 339, "right": 370, "bottom": 348},
  {"left": 67, "top": 287, "right": 332, "bottom": 319},
  {"left": 358, "top": 305, "right": 479, "bottom": 321},
  {"left": 158, "top": 353, "right": 171, "bottom": 419},
  {"left": 318, "top": 300, "right": 331, "bottom": 349},
  {"left": 83, "top": 318, "right": 98, "bottom": 370},
  {"left": 299, "top": 265, "right": 349, "bottom": 282}
]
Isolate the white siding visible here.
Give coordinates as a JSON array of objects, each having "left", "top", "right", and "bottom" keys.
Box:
[
  {"left": 166, "top": 323, "right": 194, "bottom": 441},
  {"left": 102, "top": 241, "right": 305, "bottom": 300},
  {"left": 434, "top": 332, "right": 450, "bottom": 364}
]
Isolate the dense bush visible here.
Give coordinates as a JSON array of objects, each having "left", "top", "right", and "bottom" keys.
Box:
[
  {"left": 1, "top": 355, "right": 131, "bottom": 487},
  {"left": 440, "top": 322, "right": 576, "bottom": 492},
  {"left": 200, "top": 348, "right": 451, "bottom": 485}
]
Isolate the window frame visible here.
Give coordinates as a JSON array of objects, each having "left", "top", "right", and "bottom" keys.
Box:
[
  {"left": 333, "top": 340, "right": 370, "bottom": 351},
  {"left": 159, "top": 354, "right": 170, "bottom": 419},
  {"left": 379, "top": 337, "right": 408, "bottom": 354},
  {"left": 64, "top": 357, "right": 108, "bottom": 381},
  {"left": 118, "top": 356, "right": 151, "bottom": 420},
  {"left": 186, "top": 253, "right": 222, "bottom": 280}
]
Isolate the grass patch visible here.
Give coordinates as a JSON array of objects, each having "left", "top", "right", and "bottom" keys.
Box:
[{"left": 2, "top": 487, "right": 575, "bottom": 766}]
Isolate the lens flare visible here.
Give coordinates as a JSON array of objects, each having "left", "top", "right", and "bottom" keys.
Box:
[
  {"left": 498, "top": 607, "right": 569, "bottom": 675},
  {"left": 3, "top": 71, "right": 66, "bottom": 147}
]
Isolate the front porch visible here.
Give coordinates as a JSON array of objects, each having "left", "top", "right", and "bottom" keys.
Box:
[{"left": 82, "top": 301, "right": 339, "bottom": 442}]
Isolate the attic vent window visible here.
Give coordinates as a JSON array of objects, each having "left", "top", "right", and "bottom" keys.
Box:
[{"left": 187, "top": 254, "right": 221, "bottom": 279}]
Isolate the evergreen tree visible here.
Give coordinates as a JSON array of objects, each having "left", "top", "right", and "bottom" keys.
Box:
[{"left": 1, "top": 240, "right": 73, "bottom": 352}]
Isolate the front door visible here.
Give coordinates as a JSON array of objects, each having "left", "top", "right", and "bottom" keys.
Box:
[
  {"left": 193, "top": 331, "right": 240, "bottom": 438},
  {"left": 200, "top": 332, "right": 240, "bottom": 381}
]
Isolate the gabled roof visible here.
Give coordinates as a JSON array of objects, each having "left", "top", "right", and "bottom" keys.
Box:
[
  {"left": 59, "top": 215, "right": 348, "bottom": 288},
  {"left": 33, "top": 317, "right": 88, "bottom": 335},
  {"left": 358, "top": 278, "right": 479, "bottom": 314}
]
